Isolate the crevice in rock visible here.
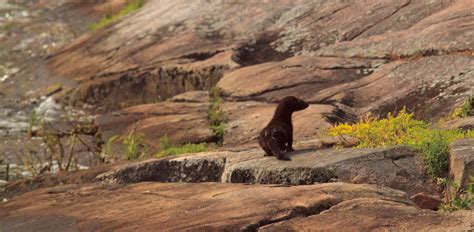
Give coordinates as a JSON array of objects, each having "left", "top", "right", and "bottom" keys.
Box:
[
  {"left": 345, "top": 0, "right": 411, "bottom": 41},
  {"left": 318, "top": 48, "right": 473, "bottom": 62},
  {"left": 322, "top": 106, "right": 357, "bottom": 124},
  {"left": 246, "top": 79, "right": 327, "bottom": 98},
  {"left": 231, "top": 31, "right": 292, "bottom": 66},
  {"left": 178, "top": 50, "right": 224, "bottom": 61},
  {"left": 243, "top": 197, "right": 342, "bottom": 232}
]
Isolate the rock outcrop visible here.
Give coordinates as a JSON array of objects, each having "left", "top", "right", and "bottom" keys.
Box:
[
  {"left": 97, "top": 146, "right": 435, "bottom": 196},
  {"left": 43, "top": 0, "right": 474, "bottom": 148}
]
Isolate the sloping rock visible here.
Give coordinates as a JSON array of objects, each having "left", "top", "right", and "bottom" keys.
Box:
[
  {"left": 37, "top": 0, "right": 474, "bottom": 148},
  {"left": 315, "top": 0, "right": 474, "bottom": 59},
  {"left": 222, "top": 102, "right": 337, "bottom": 145},
  {"left": 97, "top": 102, "right": 215, "bottom": 147},
  {"left": 97, "top": 146, "right": 435, "bottom": 195},
  {"left": 259, "top": 198, "right": 474, "bottom": 231},
  {"left": 0, "top": 182, "right": 416, "bottom": 231},
  {"left": 449, "top": 138, "right": 474, "bottom": 188},
  {"left": 443, "top": 116, "right": 474, "bottom": 131},
  {"left": 47, "top": 0, "right": 473, "bottom": 120},
  {"left": 219, "top": 54, "right": 474, "bottom": 120},
  {"left": 170, "top": 90, "right": 209, "bottom": 103},
  {"left": 97, "top": 101, "right": 340, "bottom": 147},
  {"left": 217, "top": 56, "right": 384, "bottom": 100}
]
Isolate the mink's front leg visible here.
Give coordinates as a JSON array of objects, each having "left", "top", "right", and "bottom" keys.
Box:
[{"left": 287, "top": 127, "right": 294, "bottom": 152}]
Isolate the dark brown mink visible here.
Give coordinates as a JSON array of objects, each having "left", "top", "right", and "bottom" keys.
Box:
[{"left": 258, "top": 96, "right": 309, "bottom": 160}]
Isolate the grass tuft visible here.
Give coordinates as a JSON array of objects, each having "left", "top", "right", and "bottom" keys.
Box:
[
  {"left": 123, "top": 128, "right": 146, "bottom": 160},
  {"left": 89, "top": 0, "right": 144, "bottom": 31},
  {"left": 209, "top": 87, "right": 226, "bottom": 145},
  {"left": 155, "top": 135, "right": 207, "bottom": 158}
]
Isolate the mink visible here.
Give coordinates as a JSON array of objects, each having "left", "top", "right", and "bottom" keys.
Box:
[{"left": 258, "top": 96, "right": 309, "bottom": 160}]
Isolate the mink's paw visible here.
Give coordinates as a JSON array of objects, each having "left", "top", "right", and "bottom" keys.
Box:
[{"left": 276, "top": 154, "right": 291, "bottom": 161}]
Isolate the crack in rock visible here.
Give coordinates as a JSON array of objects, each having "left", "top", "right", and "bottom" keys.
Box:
[{"left": 244, "top": 195, "right": 342, "bottom": 232}]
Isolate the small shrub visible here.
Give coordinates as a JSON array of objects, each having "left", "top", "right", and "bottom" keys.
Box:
[
  {"left": 450, "top": 95, "right": 473, "bottom": 119},
  {"left": 123, "top": 129, "right": 146, "bottom": 160},
  {"left": 328, "top": 108, "right": 474, "bottom": 178},
  {"left": 25, "top": 113, "right": 106, "bottom": 175},
  {"left": 439, "top": 176, "right": 474, "bottom": 212},
  {"left": 209, "top": 87, "right": 226, "bottom": 145},
  {"left": 328, "top": 108, "right": 428, "bottom": 148},
  {"left": 89, "top": 0, "right": 144, "bottom": 31},
  {"left": 410, "top": 129, "right": 473, "bottom": 177},
  {"left": 156, "top": 135, "right": 207, "bottom": 158}
]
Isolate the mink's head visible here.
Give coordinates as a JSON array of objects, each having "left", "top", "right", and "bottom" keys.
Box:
[{"left": 280, "top": 96, "right": 309, "bottom": 112}]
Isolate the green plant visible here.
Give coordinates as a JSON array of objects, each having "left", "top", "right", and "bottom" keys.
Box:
[
  {"left": 410, "top": 129, "right": 473, "bottom": 177},
  {"left": 155, "top": 135, "right": 207, "bottom": 158},
  {"left": 156, "top": 143, "right": 208, "bottom": 158},
  {"left": 122, "top": 129, "right": 146, "bottom": 160},
  {"left": 209, "top": 87, "right": 226, "bottom": 145},
  {"left": 451, "top": 95, "right": 473, "bottom": 119},
  {"left": 328, "top": 108, "right": 474, "bottom": 178},
  {"left": 439, "top": 176, "right": 474, "bottom": 212},
  {"left": 27, "top": 112, "right": 40, "bottom": 138},
  {"left": 101, "top": 135, "right": 119, "bottom": 161},
  {"left": 88, "top": 0, "right": 144, "bottom": 31},
  {"left": 159, "top": 134, "right": 172, "bottom": 150}
]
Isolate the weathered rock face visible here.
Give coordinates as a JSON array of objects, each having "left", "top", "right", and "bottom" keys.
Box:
[
  {"left": 0, "top": 182, "right": 414, "bottom": 231},
  {"left": 259, "top": 198, "right": 474, "bottom": 232},
  {"left": 97, "top": 146, "right": 436, "bottom": 196},
  {"left": 1, "top": 182, "right": 471, "bottom": 232},
  {"left": 449, "top": 138, "right": 474, "bottom": 189},
  {"left": 44, "top": 0, "right": 474, "bottom": 148}
]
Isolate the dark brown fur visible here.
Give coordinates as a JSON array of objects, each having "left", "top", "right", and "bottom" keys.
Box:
[{"left": 258, "top": 96, "right": 309, "bottom": 160}]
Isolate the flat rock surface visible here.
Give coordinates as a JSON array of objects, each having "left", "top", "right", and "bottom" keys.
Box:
[
  {"left": 0, "top": 182, "right": 415, "bottom": 232},
  {"left": 97, "top": 146, "right": 436, "bottom": 196},
  {"left": 97, "top": 101, "right": 341, "bottom": 147},
  {"left": 97, "top": 102, "right": 215, "bottom": 146}
]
